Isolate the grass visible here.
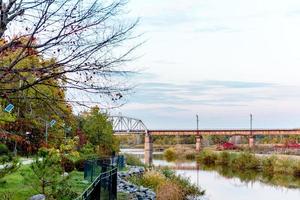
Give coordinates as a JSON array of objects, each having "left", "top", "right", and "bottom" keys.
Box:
[
  {"left": 0, "top": 165, "right": 89, "bottom": 200},
  {"left": 128, "top": 168, "right": 204, "bottom": 200}
]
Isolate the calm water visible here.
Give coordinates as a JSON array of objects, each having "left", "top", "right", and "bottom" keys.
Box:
[{"left": 121, "top": 148, "right": 300, "bottom": 200}]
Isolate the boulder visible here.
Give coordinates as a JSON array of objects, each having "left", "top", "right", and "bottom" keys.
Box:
[{"left": 29, "top": 194, "right": 46, "bottom": 200}]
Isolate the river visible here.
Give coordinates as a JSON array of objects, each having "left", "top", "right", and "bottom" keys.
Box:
[{"left": 121, "top": 148, "right": 300, "bottom": 200}]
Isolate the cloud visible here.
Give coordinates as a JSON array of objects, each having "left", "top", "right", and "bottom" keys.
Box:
[
  {"left": 127, "top": 80, "right": 280, "bottom": 106},
  {"left": 193, "top": 26, "right": 235, "bottom": 33}
]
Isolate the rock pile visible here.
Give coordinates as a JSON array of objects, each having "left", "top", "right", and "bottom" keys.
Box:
[{"left": 117, "top": 166, "right": 156, "bottom": 200}]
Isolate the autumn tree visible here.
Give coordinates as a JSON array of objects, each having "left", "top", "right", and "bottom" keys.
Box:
[
  {"left": 0, "top": 38, "right": 75, "bottom": 149},
  {"left": 0, "top": 0, "right": 139, "bottom": 106}
]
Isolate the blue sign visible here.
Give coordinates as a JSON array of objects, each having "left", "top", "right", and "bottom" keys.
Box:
[
  {"left": 49, "top": 119, "right": 56, "bottom": 127},
  {"left": 4, "top": 104, "right": 14, "bottom": 113}
]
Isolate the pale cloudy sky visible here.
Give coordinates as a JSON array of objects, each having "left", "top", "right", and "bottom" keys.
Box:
[{"left": 112, "top": 0, "right": 300, "bottom": 129}]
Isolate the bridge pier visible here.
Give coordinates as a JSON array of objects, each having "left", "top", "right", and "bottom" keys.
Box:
[
  {"left": 195, "top": 136, "right": 202, "bottom": 152},
  {"left": 144, "top": 134, "right": 153, "bottom": 165},
  {"left": 248, "top": 136, "right": 255, "bottom": 148}
]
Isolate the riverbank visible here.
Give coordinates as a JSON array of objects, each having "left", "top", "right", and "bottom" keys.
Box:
[
  {"left": 122, "top": 154, "right": 205, "bottom": 200},
  {"left": 196, "top": 150, "right": 300, "bottom": 178},
  {"left": 118, "top": 166, "right": 156, "bottom": 200}
]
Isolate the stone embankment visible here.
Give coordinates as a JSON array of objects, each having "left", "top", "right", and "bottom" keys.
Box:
[{"left": 117, "top": 166, "right": 156, "bottom": 200}]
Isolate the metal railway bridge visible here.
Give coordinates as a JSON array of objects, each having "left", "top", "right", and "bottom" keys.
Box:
[{"left": 109, "top": 115, "right": 300, "bottom": 164}]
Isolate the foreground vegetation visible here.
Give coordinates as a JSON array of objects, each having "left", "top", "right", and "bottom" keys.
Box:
[
  {"left": 0, "top": 165, "right": 89, "bottom": 200},
  {"left": 122, "top": 153, "right": 204, "bottom": 200},
  {"left": 128, "top": 168, "right": 204, "bottom": 200},
  {"left": 0, "top": 106, "right": 121, "bottom": 199}
]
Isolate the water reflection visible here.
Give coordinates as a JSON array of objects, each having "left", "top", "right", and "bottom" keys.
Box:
[{"left": 121, "top": 149, "right": 300, "bottom": 200}]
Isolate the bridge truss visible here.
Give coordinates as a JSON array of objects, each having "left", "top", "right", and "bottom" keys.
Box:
[{"left": 109, "top": 116, "right": 147, "bottom": 134}]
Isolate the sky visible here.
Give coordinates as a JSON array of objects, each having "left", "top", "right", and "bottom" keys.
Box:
[{"left": 111, "top": 0, "right": 300, "bottom": 130}]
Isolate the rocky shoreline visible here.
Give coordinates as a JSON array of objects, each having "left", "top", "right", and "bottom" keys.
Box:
[{"left": 117, "top": 166, "right": 156, "bottom": 200}]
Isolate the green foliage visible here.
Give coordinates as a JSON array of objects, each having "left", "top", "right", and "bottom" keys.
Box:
[
  {"left": 50, "top": 180, "right": 79, "bottom": 200},
  {"left": 196, "top": 150, "right": 218, "bottom": 165},
  {"left": 168, "top": 173, "right": 205, "bottom": 197},
  {"left": 261, "top": 156, "right": 277, "bottom": 175},
  {"left": 124, "top": 154, "right": 144, "bottom": 166},
  {"left": 231, "top": 152, "right": 260, "bottom": 170},
  {"left": 273, "top": 159, "right": 295, "bottom": 175},
  {"left": 25, "top": 155, "right": 62, "bottom": 195},
  {"left": 0, "top": 191, "right": 14, "bottom": 200},
  {"left": 25, "top": 154, "right": 80, "bottom": 199},
  {"left": 215, "top": 151, "right": 231, "bottom": 166},
  {"left": 163, "top": 148, "right": 176, "bottom": 161},
  {"left": 0, "top": 143, "right": 9, "bottom": 155},
  {"left": 81, "top": 107, "right": 119, "bottom": 155},
  {"left": 79, "top": 143, "right": 97, "bottom": 159},
  {"left": 0, "top": 109, "right": 16, "bottom": 125},
  {"left": 0, "top": 157, "right": 21, "bottom": 181},
  {"left": 293, "top": 163, "right": 300, "bottom": 177},
  {"left": 0, "top": 165, "right": 88, "bottom": 200}
]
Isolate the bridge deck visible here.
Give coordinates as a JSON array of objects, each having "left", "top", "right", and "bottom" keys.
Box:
[{"left": 147, "top": 129, "right": 300, "bottom": 136}]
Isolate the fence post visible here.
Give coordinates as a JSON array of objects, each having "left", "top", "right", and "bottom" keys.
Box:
[
  {"left": 108, "top": 170, "right": 112, "bottom": 200},
  {"left": 112, "top": 168, "right": 117, "bottom": 200}
]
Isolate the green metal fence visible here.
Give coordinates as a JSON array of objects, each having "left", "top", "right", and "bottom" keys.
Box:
[
  {"left": 75, "top": 156, "right": 125, "bottom": 200},
  {"left": 76, "top": 166, "right": 117, "bottom": 200}
]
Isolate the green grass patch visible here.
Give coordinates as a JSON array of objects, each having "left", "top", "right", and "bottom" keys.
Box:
[{"left": 0, "top": 165, "right": 89, "bottom": 200}]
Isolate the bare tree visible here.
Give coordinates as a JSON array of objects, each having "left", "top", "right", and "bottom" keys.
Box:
[{"left": 0, "top": 0, "right": 139, "bottom": 106}]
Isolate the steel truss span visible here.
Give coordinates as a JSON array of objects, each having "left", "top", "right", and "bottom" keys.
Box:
[{"left": 108, "top": 116, "right": 147, "bottom": 134}]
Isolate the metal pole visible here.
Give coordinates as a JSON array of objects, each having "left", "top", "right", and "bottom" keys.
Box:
[
  {"left": 196, "top": 114, "right": 199, "bottom": 135},
  {"left": 250, "top": 114, "right": 253, "bottom": 136}
]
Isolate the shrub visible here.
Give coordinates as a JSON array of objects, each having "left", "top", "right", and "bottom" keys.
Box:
[
  {"left": 164, "top": 148, "right": 176, "bottom": 161},
  {"left": 0, "top": 157, "right": 20, "bottom": 180},
  {"left": 160, "top": 167, "right": 176, "bottom": 178},
  {"left": 292, "top": 161, "right": 300, "bottom": 177},
  {"left": 261, "top": 156, "right": 276, "bottom": 175},
  {"left": 61, "top": 157, "right": 75, "bottom": 172},
  {"left": 185, "top": 152, "right": 196, "bottom": 160},
  {"left": 273, "top": 159, "right": 294, "bottom": 175},
  {"left": 160, "top": 167, "right": 204, "bottom": 197},
  {"left": 129, "top": 170, "right": 166, "bottom": 190},
  {"left": 215, "top": 151, "right": 231, "bottom": 166},
  {"left": 75, "top": 159, "right": 85, "bottom": 171},
  {"left": 38, "top": 147, "right": 50, "bottom": 157},
  {"left": 130, "top": 168, "right": 205, "bottom": 199},
  {"left": 124, "top": 154, "right": 144, "bottom": 166},
  {"left": 157, "top": 181, "right": 184, "bottom": 200},
  {"left": 231, "top": 152, "right": 260, "bottom": 170},
  {"left": 170, "top": 173, "right": 204, "bottom": 197},
  {"left": 196, "top": 150, "right": 217, "bottom": 165},
  {"left": 140, "top": 170, "right": 166, "bottom": 190},
  {"left": 51, "top": 180, "right": 78, "bottom": 200},
  {"left": 0, "top": 144, "right": 9, "bottom": 155}
]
